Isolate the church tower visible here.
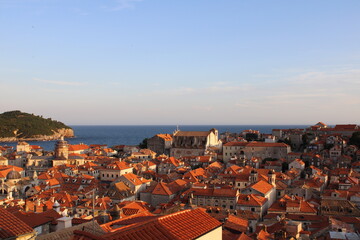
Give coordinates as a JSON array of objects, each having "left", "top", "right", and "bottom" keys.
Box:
[
  {"left": 268, "top": 169, "right": 276, "bottom": 187},
  {"left": 249, "top": 169, "right": 258, "bottom": 183},
  {"left": 54, "top": 137, "right": 69, "bottom": 159}
]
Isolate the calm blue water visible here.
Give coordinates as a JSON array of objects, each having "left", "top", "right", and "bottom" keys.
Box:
[{"left": 0, "top": 125, "right": 308, "bottom": 151}]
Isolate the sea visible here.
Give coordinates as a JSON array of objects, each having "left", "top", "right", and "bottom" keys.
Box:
[{"left": 0, "top": 125, "right": 308, "bottom": 151}]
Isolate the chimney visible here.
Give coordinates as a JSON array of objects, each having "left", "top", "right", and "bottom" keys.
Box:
[{"left": 56, "top": 216, "right": 72, "bottom": 231}]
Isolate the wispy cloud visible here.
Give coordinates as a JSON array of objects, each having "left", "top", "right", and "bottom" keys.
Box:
[
  {"left": 103, "top": 0, "right": 143, "bottom": 11},
  {"left": 33, "top": 77, "right": 86, "bottom": 86},
  {"left": 233, "top": 68, "right": 360, "bottom": 109}
]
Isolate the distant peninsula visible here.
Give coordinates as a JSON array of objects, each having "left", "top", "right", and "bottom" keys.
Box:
[{"left": 0, "top": 110, "right": 74, "bottom": 142}]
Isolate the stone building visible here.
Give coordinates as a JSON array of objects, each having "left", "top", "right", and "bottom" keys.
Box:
[
  {"left": 140, "top": 179, "right": 188, "bottom": 207},
  {"left": 170, "top": 128, "right": 221, "bottom": 158},
  {"left": 188, "top": 186, "right": 239, "bottom": 210},
  {"left": 223, "top": 142, "right": 291, "bottom": 163},
  {"left": 16, "top": 141, "right": 31, "bottom": 153},
  {"left": 0, "top": 165, "right": 26, "bottom": 198},
  {"left": 112, "top": 173, "right": 151, "bottom": 198},
  {"left": 54, "top": 138, "right": 69, "bottom": 159},
  {"left": 147, "top": 134, "right": 173, "bottom": 155},
  {"left": 320, "top": 199, "right": 360, "bottom": 217},
  {"left": 99, "top": 161, "right": 133, "bottom": 181}
]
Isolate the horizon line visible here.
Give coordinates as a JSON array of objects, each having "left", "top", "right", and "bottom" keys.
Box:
[{"left": 66, "top": 123, "right": 351, "bottom": 126}]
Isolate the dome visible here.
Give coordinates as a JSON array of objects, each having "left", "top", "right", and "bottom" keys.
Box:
[
  {"left": 6, "top": 170, "right": 21, "bottom": 180},
  {"left": 53, "top": 200, "right": 60, "bottom": 208}
]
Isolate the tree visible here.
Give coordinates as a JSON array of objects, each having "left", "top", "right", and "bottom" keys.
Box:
[
  {"left": 245, "top": 133, "right": 258, "bottom": 141},
  {"left": 139, "top": 138, "right": 148, "bottom": 149},
  {"left": 281, "top": 162, "right": 289, "bottom": 172},
  {"left": 349, "top": 132, "right": 360, "bottom": 148}
]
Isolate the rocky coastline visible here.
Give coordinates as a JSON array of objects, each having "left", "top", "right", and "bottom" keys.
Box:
[{"left": 0, "top": 128, "right": 74, "bottom": 142}]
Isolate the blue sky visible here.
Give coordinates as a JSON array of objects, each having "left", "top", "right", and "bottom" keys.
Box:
[{"left": 1, "top": 0, "right": 360, "bottom": 125}]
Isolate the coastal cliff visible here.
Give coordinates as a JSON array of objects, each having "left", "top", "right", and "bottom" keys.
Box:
[
  {"left": 0, "top": 128, "right": 74, "bottom": 142},
  {"left": 0, "top": 111, "right": 74, "bottom": 142}
]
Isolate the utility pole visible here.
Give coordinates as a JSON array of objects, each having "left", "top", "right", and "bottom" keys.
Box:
[{"left": 92, "top": 188, "right": 96, "bottom": 234}]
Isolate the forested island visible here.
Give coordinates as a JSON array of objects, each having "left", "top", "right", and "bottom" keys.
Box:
[{"left": 0, "top": 110, "right": 74, "bottom": 142}]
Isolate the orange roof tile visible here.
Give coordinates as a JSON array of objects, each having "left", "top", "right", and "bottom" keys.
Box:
[
  {"left": 103, "top": 208, "right": 221, "bottom": 240},
  {"left": 249, "top": 180, "right": 273, "bottom": 195},
  {"left": 190, "top": 187, "right": 238, "bottom": 198},
  {"left": 152, "top": 182, "right": 172, "bottom": 196},
  {"left": 257, "top": 229, "right": 273, "bottom": 240},
  {"left": 224, "top": 215, "right": 248, "bottom": 232},
  {"left": 156, "top": 134, "right": 173, "bottom": 141},
  {"left": 238, "top": 194, "right": 267, "bottom": 206},
  {"left": 68, "top": 144, "right": 89, "bottom": 151},
  {"left": 0, "top": 208, "right": 34, "bottom": 238},
  {"left": 122, "top": 173, "right": 150, "bottom": 186},
  {"left": 238, "top": 233, "right": 253, "bottom": 240}
]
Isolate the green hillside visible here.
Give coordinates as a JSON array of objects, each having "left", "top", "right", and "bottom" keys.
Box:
[{"left": 0, "top": 110, "right": 71, "bottom": 138}]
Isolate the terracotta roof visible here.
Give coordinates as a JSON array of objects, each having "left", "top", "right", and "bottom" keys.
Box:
[
  {"left": 152, "top": 182, "right": 172, "bottom": 195},
  {"left": 222, "top": 229, "right": 242, "bottom": 240},
  {"left": 108, "top": 161, "right": 132, "bottom": 170},
  {"left": 121, "top": 173, "right": 150, "bottom": 186},
  {"left": 238, "top": 233, "right": 253, "bottom": 240},
  {"left": 190, "top": 187, "right": 238, "bottom": 198},
  {"left": 0, "top": 165, "right": 23, "bottom": 178},
  {"left": 114, "top": 181, "right": 131, "bottom": 192},
  {"left": 249, "top": 180, "right": 273, "bottom": 195},
  {"left": 0, "top": 207, "right": 35, "bottom": 239},
  {"left": 174, "top": 131, "right": 212, "bottom": 137},
  {"left": 238, "top": 194, "right": 267, "bottom": 206},
  {"left": 31, "top": 145, "right": 42, "bottom": 150},
  {"left": 69, "top": 144, "right": 89, "bottom": 151},
  {"left": 103, "top": 208, "right": 222, "bottom": 240},
  {"left": 257, "top": 229, "right": 273, "bottom": 240},
  {"left": 156, "top": 134, "right": 173, "bottom": 141},
  {"left": 101, "top": 211, "right": 156, "bottom": 232},
  {"left": 334, "top": 124, "right": 358, "bottom": 130},
  {"left": 223, "top": 215, "right": 248, "bottom": 232},
  {"left": 118, "top": 201, "right": 151, "bottom": 217},
  {"left": 13, "top": 209, "right": 61, "bottom": 228},
  {"left": 37, "top": 220, "right": 105, "bottom": 240},
  {"left": 162, "top": 157, "right": 181, "bottom": 167}
]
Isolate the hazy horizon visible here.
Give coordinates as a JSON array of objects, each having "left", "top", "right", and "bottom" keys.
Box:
[{"left": 1, "top": 0, "right": 359, "bottom": 125}]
